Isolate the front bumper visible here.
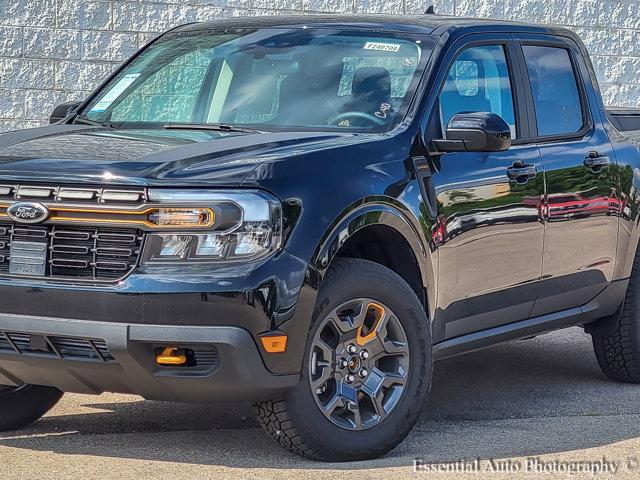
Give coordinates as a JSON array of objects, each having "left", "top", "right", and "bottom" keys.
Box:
[
  {"left": 0, "top": 249, "right": 320, "bottom": 375},
  {"left": 0, "top": 313, "right": 299, "bottom": 403}
]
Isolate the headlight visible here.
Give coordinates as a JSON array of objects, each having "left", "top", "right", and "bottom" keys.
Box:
[{"left": 141, "top": 189, "right": 282, "bottom": 264}]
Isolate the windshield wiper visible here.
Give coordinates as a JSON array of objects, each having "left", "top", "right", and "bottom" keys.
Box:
[
  {"left": 163, "top": 123, "right": 261, "bottom": 134},
  {"left": 73, "top": 117, "right": 115, "bottom": 129}
]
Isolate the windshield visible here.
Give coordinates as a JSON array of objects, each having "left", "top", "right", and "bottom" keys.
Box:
[{"left": 79, "top": 27, "right": 431, "bottom": 133}]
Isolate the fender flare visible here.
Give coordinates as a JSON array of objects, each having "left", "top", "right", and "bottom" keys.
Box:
[{"left": 311, "top": 197, "right": 436, "bottom": 320}]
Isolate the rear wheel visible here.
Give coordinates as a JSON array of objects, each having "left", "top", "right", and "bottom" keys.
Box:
[
  {"left": 0, "top": 384, "right": 63, "bottom": 431},
  {"left": 591, "top": 250, "right": 640, "bottom": 383},
  {"left": 255, "top": 258, "right": 431, "bottom": 461}
]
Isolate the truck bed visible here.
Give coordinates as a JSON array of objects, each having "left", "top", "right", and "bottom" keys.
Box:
[{"left": 608, "top": 108, "right": 640, "bottom": 132}]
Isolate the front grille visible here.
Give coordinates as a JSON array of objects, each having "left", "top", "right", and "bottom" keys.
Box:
[
  {"left": 0, "top": 331, "right": 115, "bottom": 362},
  {"left": 0, "top": 223, "right": 143, "bottom": 282},
  {"left": 0, "top": 184, "right": 147, "bottom": 205},
  {"left": 0, "top": 225, "right": 9, "bottom": 274}
]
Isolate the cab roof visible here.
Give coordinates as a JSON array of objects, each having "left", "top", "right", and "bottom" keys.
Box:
[{"left": 175, "top": 14, "right": 573, "bottom": 38}]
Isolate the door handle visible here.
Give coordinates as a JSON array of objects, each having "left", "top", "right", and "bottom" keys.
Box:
[
  {"left": 584, "top": 152, "right": 611, "bottom": 172},
  {"left": 506, "top": 164, "right": 537, "bottom": 184}
]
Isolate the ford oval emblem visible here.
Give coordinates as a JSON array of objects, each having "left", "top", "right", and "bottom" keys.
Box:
[{"left": 7, "top": 203, "right": 50, "bottom": 224}]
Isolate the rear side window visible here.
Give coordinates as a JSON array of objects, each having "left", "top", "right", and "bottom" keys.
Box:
[
  {"left": 522, "top": 46, "right": 584, "bottom": 137},
  {"left": 440, "top": 45, "right": 517, "bottom": 138}
]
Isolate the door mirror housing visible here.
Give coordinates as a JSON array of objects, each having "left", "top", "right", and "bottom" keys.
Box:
[
  {"left": 50, "top": 101, "right": 83, "bottom": 124},
  {"left": 433, "top": 112, "right": 512, "bottom": 153}
]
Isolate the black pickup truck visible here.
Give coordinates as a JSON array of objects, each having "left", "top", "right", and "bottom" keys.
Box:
[{"left": 0, "top": 14, "right": 639, "bottom": 461}]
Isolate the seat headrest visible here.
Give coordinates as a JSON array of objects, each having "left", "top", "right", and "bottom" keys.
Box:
[{"left": 351, "top": 67, "right": 391, "bottom": 100}]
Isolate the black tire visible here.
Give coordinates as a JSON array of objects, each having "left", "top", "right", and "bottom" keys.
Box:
[
  {"left": 255, "top": 258, "right": 432, "bottom": 461},
  {"left": 0, "top": 384, "right": 63, "bottom": 431},
  {"left": 591, "top": 250, "right": 640, "bottom": 383}
]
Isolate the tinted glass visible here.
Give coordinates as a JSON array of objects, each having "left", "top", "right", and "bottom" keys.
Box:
[
  {"left": 81, "top": 29, "right": 430, "bottom": 133},
  {"left": 109, "top": 49, "right": 212, "bottom": 123},
  {"left": 440, "top": 45, "right": 517, "bottom": 138},
  {"left": 523, "top": 46, "right": 584, "bottom": 136}
]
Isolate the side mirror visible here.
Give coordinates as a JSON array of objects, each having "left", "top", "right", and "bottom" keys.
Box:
[
  {"left": 50, "top": 101, "right": 83, "bottom": 124},
  {"left": 433, "top": 112, "right": 512, "bottom": 153}
]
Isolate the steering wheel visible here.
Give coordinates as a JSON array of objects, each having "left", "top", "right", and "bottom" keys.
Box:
[{"left": 327, "top": 111, "right": 387, "bottom": 127}]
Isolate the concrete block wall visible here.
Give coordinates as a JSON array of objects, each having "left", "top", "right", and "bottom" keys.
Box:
[{"left": 0, "top": 0, "right": 638, "bottom": 132}]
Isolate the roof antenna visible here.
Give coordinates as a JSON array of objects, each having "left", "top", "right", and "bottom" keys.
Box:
[{"left": 425, "top": 5, "right": 435, "bottom": 14}]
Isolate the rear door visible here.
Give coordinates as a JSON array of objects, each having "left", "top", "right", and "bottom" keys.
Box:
[
  {"left": 514, "top": 35, "right": 619, "bottom": 316},
  {"left": 426, "top": 34, "right": 545, "bottom": 339}
]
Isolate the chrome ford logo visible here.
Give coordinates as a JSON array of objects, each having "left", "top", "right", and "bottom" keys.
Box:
[{"left": 7, "top": 203, "right": 49, "bottom": 224}]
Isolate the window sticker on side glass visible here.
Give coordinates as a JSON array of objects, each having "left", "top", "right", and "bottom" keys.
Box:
[
  {"left": 363, "top": 42, "right": 401, "bottom": 53},
  {"left": 90, "top": 73, "right": 141, "bottom": 113}
]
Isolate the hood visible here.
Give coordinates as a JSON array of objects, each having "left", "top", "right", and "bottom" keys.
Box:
[{"left": 0, "top": 124, "right": 366, "bottom": 187}]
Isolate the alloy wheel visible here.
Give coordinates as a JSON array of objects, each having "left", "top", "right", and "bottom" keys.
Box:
[{"left": 309, "top": 298, "right": 410, "bottom": 430}]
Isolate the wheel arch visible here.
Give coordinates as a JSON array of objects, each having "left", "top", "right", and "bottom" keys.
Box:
[{"left": 311, "top": 199, "right": 436, "bottom": 322}]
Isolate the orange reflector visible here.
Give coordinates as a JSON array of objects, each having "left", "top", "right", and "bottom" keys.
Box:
[
  {"left": 260, "top": 335, "right": 288, "bottom": 353},
  {"left": 156, "top": 347, "right": 188, "bottom": 366}
]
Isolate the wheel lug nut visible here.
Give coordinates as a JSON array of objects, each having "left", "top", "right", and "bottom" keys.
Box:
[
  {"left": 360, "top": 350, "right": 369, "bottom": 360},
  {"left": 346, "top": 374, "right": 355, "bottom": 383},
  {"left": 340, "top": 359, "right": 348, "bottom": 368},
  {"left": 360, "top": 369, "right": 368, "bottom": 378},
  {"left": 347, "top": 344, "right": 357, "bottom": 354}
]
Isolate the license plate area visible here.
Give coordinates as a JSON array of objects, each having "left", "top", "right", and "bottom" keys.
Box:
[{"left": 9, "top": 241, "right": 48, "bottom": 276}]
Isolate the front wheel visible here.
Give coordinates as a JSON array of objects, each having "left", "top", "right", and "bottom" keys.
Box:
[
  {"left": 0, "top": 384, "right": 63, "bottom": 431},
  {"left": 255, "top": 258, "right": 432, "bottom": 461}
]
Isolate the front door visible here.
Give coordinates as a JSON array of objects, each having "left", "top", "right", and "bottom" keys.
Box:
[{"left": 429, "top": 38, "right": 545, "bottom": 339}]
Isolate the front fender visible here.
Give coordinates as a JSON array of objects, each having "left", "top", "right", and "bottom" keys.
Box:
[{"left": 310, "top": 197, "right": 436, "bottom": 323}]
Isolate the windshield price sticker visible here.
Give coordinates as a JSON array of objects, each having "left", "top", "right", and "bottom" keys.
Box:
[{"left": 364, "top": 42, "right": 401, "bottom": 53}]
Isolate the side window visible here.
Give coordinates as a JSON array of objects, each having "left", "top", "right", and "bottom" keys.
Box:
[
  {"left": 440, "top": 45, "right": 517, "bottom": 138},
  {"left": 522, "top": 46, "right": 584, "bottom": 137}
]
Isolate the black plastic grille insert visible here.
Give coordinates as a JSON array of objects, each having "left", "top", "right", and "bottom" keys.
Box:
[
  {"left": 0, "top": 331, "right": 115, "bottom": 362},
  {"left": 0, "top": 223, "right": 143, "bottom": 281}
]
